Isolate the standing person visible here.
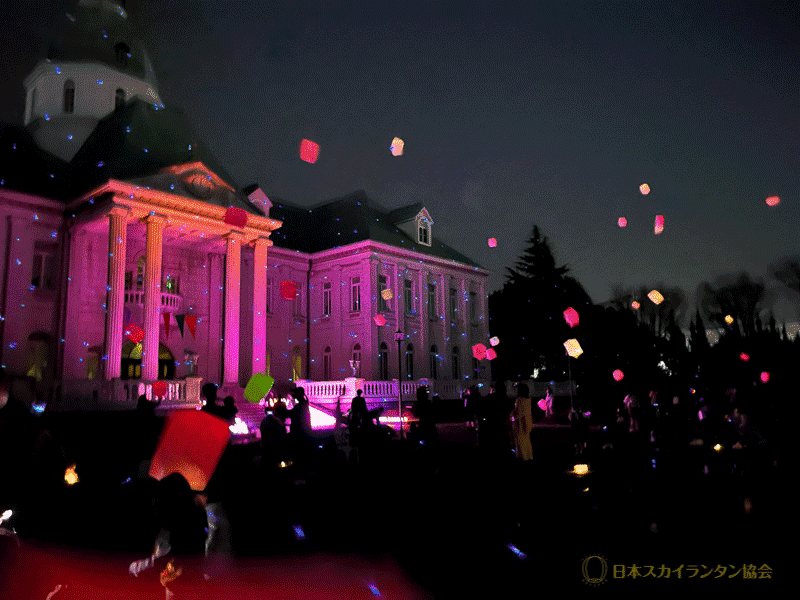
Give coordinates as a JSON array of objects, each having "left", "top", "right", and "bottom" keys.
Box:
[
  {"left": 415, "top": 385, "right": 437, "bottom": 445},
  {"left": 220, "top": 396, "right": 238, "bottom": 425},
  {"left": 201, "top": 383, "right": 222, "bottom": 417},
  {"left": 544, "top": 387, "right": 555, "bottom": 418},
  {"left": 259, "top": 402, "right": 289, "bottom": 471},
  {"left": 288, "top": 387, "right": 312, "bottom": 468},
  {"left": 512, "top": 384, "right": 534, "bottom": 461},
  {"left": 624, "top": 391, "right": 640, "bottom": 433}
]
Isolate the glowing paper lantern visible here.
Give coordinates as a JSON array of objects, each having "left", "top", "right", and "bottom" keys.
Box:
[
  {"left": 739, "top": 352, "right": 750, "bottom": 362},
  {"left": 244, "top": 372, "right": 275, "bottom": 403},
  {"left": 130, "top": 343, "right": 143, "bottom": 359},
  {"left": 654, "top": 215, "right": 664, "bottom": 235},
  {"left": 152, "top": 381, "right": 167, "bottom": 399},
  {"left": 299, "top": 139, "right": 319, "bottom": 163},
  {"left": 760, "top": 372, "right": 770, "bottom": 383},
  {"left": 613, "top": 369, "right": 624, "bottom": 381},
  {"left": 280, "top": 281, "right": 297, "bottom": 300},
  {"left": 149, "top": 410, "right": 230, "bottom": 491},
  {"left": 618, "top": 217, "right": 627, "bottom": 227},
  {"left": 724, "top": 315, "right": 734, "bottom": 324},
  {"left": 381, "top": 289, "right": 393, "bottom": 301},
  {"left": 765, "top": 196, "right": 780, "bottom": 206},
  {"left": 563, "top": 307, "right": 579, "bottom": 328},
  {"left": 631, "top": 301, "right": 640, "bottom": 310},
  {"left": 489, "top": 336, "right": 499, "bottom": 346},
  {"left": 537, "top": 399, "right": 548, "bottom": 411},
  {"left": 564, "top": 339, "right": 583, "bottom": 358},
  {"left": 485, "top": 348, "right": 497, "bottom": 360},
  {"left": 647, "top": 290, "right": 664, "bottom": 305},
  {"left": 487, "top": 238, "right": 497, "bottom": 247},
  {"left": 472, "top": 343, "right": 487, "bottom": 360},
  {"left": 390, "top": 137, "right": 404, "bottom": 156},
  {"left": 64, "top": 464, "right": 79, "bottom": 486},
  {"left": 640, "top": 183, "right": 650, "bottom": 195},
  {"left": 224, "top": 206, "right": 248, "bottom": 229},
  {"left": 573, "top": 464, "right": 589, "bottom": 475},
  {"left": 373, "top": 314, "right": 387, "bottom": 327},
  {"left": 126, "top": 324, "right": 145, "bottom": 344}
]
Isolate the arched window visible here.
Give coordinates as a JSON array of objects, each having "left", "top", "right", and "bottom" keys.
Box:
[
  {"left": 63, "top": 80, "right": 75, "bottom": 113},
  {"left": 451, "top": 346, "right": 460, "bottom": 380},
  {"left": 323, "top": 346, "right": 331, "bottom": 380},
  {"left": 114, "top": 42, "right": 130, "bottom": 65},
  {"left": 115, "top": 88, "right": 126, "bottom": 110},
  {"left": 379, "top": 342, "right": 389, "bottom": 380},
  {"left": 405, "top": 344, "right": 414, "bottom": 380},
  {"left": 351, "top": 343, "right": 362, "bottom": 377},
  {"left": 26, "top": 332, "right": 52, "bottom": 382},
  {"left": 429, "top": 345, "right": 438, "bottom": 380},
  {"left": 291, "top": 346, "right": 302, "bottom": 381}
]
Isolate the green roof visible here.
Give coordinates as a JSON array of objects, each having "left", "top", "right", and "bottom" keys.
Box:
[{"left": 266, "top": 191, "right": 485, "bottom": 269}]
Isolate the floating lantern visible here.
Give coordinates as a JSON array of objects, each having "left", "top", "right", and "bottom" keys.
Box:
[
  {"left": 487, "top": 238, "right": 497, "bottom": 247},
  {"left": 390, "top": 137, "right": 404, "bottom": 156},
  {"left": 573, "top": 464, "right": 589, "bottom": 475},
  {"left": 64, "top": 464, "right": 79, "bottom": 485},
  {"left": 713, "top": 443, "right": 723, "bottom": 452},
  {"left": 760, "top": 372, "right": 770, "bottom": 383},
  {"left": 244, "top": 372, "right": 275, "bottom": 403},
  {"left": 640, "top": 183, "right": 650, "bottom": 195},
  {"left": 299, "top": 139, "right": 319, "bottom": 163},
  {"left": 765, "top": 196, "right": 780, "bottom": 206},
  {"left": 647, "top": 290, "right": 664, "bottom": 305},
  {"left": 612, "top": 369, "right": 624, "bottom": 381},
  {"left": 724, "top": 315, "right": 734, "bottom": 324},
  {"left": 537, "top": 399, "right": 548, "bottom": 411},
  {"left": 489, "top": 336, "right": 499, "bottom": 346},
  {"left": 654, "top": 215, "right": 664, "bottom": 234},
  {"left": 618, "top": 217, "right": 627, "bottom": 227},
  {"left": 739, "top": 352, "right": 749, "bottom": 362},
  {"left": 472, "top": 343, "right": 487, "bottom": 360},
  {"left": 152, "top": 381, "right": 167, "bottom": 399},
  {"left": 381, "top": 289, "right": 393, "bottom": 301},
  {"left": 126, "top": 324, "right": 145, "bottom": 344},
  {"left": 563, "top": 307, "right": 579, "bottom": 328},
  {"left": 631, "top": 301, "right": 640, "bottom": 309},
  {"left": 373, "top": 314, "right": 387, "bottom": 327},
  {"left": 564, "top": 339, "right": 583, "bottom": 358},
  {"left": 280, "top": 281, "right": 297, "bottom": 300},
  {"left": 485, "top": 348, "right": 497, "bottom": 360},
  {"left": 224, "top": 207, "right": 248, "bottom": 229}
]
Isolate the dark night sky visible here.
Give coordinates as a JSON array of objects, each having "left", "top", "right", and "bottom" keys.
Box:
[{"left": 1, "top": 0, "right": 798, "bottom": 323}]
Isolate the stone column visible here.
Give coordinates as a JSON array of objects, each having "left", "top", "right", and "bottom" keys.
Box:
[
  {"left": 251, "top": 238, "right": 268, "bottom": 377},
  {"left": 1, "top": 216, "right": 30, "bottom": 374},
  {"left": 103, "top": 207, "right": 128, "bottom": 380},
  {"left": 223, "top": 232, "right": 243, "bottom": 385},
  {"left": 63, "top": 228, "right": 87, "bottom": 379},
  {"left": 418, "top": 268, "right": 428, "bottom": 378},
  {"left": 141, "top": 214, "right": 166, "bottom": 381},
  {"left": 207, "top": 253, "right": 224, "bottom": 385}
]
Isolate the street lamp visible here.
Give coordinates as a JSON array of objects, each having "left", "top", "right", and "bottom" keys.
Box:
[{"left": 395, "top": 329, "right": 404, "bottom": 439}]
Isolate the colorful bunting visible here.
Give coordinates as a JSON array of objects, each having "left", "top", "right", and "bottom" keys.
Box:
[
  {"left": 174, "top": 314, "right": 185, "bottom": 337},
  {"left": 244, "top": 373, "right": 275, "bottom": 403},
  {"left": 299, "top": 139, "right": 319, "bottom": 163},
  {"left": 184, "top": 315, "right": 197, "bottom": 339}
]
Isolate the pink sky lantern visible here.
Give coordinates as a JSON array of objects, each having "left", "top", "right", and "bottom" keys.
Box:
[
  {"left": 223, "top": 206, "right": 248, "bottom": 229},
  {"left": 564, "top": 338, "right": 583, "bottom": 358},
  {"left": 149, "top": 410, "right": 230, "bottom": 491},
  {"left": 472, "top": 343, "right": 487, "bottom": 360},
  {"left": 485, "top": 347, "right": 497, "bottom": 360},
  {"left": 740, "top": 352, "right": 750, "bottom": 362},
  {"left": 299, "top": 139, "right": 320, "bottom": 163},
  {"left": 489, "top": 336, "right": 499, "bottom": 346},
  {"left": 654, "top": 215, "right": 664, "bottom": 234},
  {"left": 647, "top": 290, "right": 664, "bottom": 305},
  {"left": 373, "top": 314, "right": 387, "bottom": 327},
  {"left": 280, "top": 281, "right": 297, "bottom": 300},
  {"left": 391, "top": 137, "right": 404, "bottom": 156},
  {"left": 631, "top": 301, "right": 640, "bottom": 309},
  {"left": 640, "top": 183, "right": 650, "bottom": 195},
  {"left": 760, "top": 372, "right": 770, "bottom": 383},
  {"left": 244, "top": 373, "right": 275, "bottom": 403},
  {"left": 613, "top": 369, "right": 624, "bottom": 381},
  {"left": 765, "top": 196, "right": 780, "bottom": 206},
  {"left": 487, "top": 237, "right": 497, "bottom": 247},
  {"left": 152, "top": 380, "right": 167, "bottom": 399},
  {"left": 618, "top": 217, "right": 627, "bottom": 227},
  {"left": 126, "top": 324, "right": 145, "bottom": 344},
  {"left": 537, "top": 398, "right": 548, "bottom": 412},
  {"left": 563, "top": 307, "right": 579, "bottom": 328},
  {"left": 381, "top": 288, "right": 393, "bottom": 301}
]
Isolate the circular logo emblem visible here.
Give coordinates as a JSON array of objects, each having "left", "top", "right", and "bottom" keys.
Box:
[{"left": 582, "top": 555, "right": 608, "bottom": 586}]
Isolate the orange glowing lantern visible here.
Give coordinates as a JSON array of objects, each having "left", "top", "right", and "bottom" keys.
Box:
[
  {"left": 64, "top": 464, "right": 79, "bottom": 485},
  {"left": 613, "top": 369, "right": 624, "bottom": 381},
  {"left": 390, "top": 137, "right": 404, "bottom": 156},
  {"left": 647, "top": 290, "right": 664, "bottom": 305},
  {"left": 224, "top": 207, "right": 248, "bottom": 229},
  {"left": 299, "top": 139, "right": 319, "bottom": 163},
  {"left": 724, "top": 315, "right": 734, "bottom": 324},
  {"left": 640, "top": 183, "right": 650, "bottom": 195},
  {"left": 280, "top": 281, "right": 297, "bottom": 300},
  {"left": 373, "top": 314, "right": 387, "bottom": 327},
  {"left": 381, "top": 289, "right": 393, "bottom": 301},
  {"left": 618, "top": 217, "right": 627, "bottom": 227},
  {"left": 472, "top": 343, "right": 487, "bottom": 360},
  {"left": 487, "top": 238, "right": 497, "bottom": 247},
  {"left": 631, "top": 301, "right": 640, "bottom": 310},
  {"left": 654, "top": 215, "right": 664, "bottom": 234},
  {"left": 563, "top": 307, "right": 579, "bottom": 328},
  {"left": 765, "top": 196, "right": 780, "bottom": 206},
  {"left": 573, "top": 464, "right": 589, "bottom": 475},
  {"left": 564, "top": 339, "right": 583, "bottom": 358},
  {"left": 489, "top": 336, "right": 499, "bottom": 346}
]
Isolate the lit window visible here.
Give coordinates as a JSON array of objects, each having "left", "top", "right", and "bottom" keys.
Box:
[
  {"left": 351, "top": 276, "right": 361, "bottom": 312},
  {"left": 418, "top": 223, "right": 429, "bottom": 245},
  {"left": 404, "top": 279, "right": 413, "bottom": 314}
]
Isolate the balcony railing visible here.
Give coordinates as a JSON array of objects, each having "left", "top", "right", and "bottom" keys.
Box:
[{"left": 123, "top": 290, "right": 183, "bottom": 313}]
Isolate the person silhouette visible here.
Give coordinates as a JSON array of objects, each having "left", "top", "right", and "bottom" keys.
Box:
[
  {"left": 201, "top": 383, "right": 222, "bottom": 417},
  {"left": 220, "top": 396, "right": 238, "bottom": 425},
  {"left": 513, "top": 383, "right": 534, "bottom": 461},
  {"left": 288, "top": 387, "right": 313, "bottom": 469}
]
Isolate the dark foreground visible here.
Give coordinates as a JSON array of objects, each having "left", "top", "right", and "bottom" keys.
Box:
[{"left": 1, "top": 412, "right": 783, "bottom": 598}]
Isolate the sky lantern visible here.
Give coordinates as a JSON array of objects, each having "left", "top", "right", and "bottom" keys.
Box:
[
  {"left": 740, "top": 352, "right": 750, "bottom": 362},
  {"left": 631, "top": 301, "right": 640, "bottom": 310},
  {"left": 152, "top": 381, "right": 167, "bottom": 399},
  {"left": 485, "top": 348, "right": 497, "bottom": 360},
  {"left": 64, "top": 464, "right": 79, "bottom": 486},
  {"left": 564, "top": 339, "right": 583, "bottom": 358},
  {"left": 563, "top": 307, "right": 579, "bottom": 328},
  {"left": 244, "top": 373, "right": 275, "bottom": 403},
  {"left": 280, "top": 281, "right": 297, "bottom": 300},
  {"left": 618, "top": 217, "right": 627, "bottom": 227},
  {"left": 647, "top": 290, "right": 664, "bottom": 305},
  {"left": 489, "top": 336, "right": 499, "bottom": 346},
  {"left": 373, "top": 314, "right": 387, "bottom": 327},
  {"left": 487, "top": 237, "right": 497, "bottom": 247},
  {"left": 391, "top": 137, "right": 404, "bottom": 156},
  {"left": 299, "top": 139, "right": 319, "bottom": 163},
  {"left": 613, "top": 369, "right": 624, "bottom": 381},
  {"left": 654, "top": 215, "right": 664, "bottom": 234},
  {"left": 224, "top": 206, "right": 248, "bottom": 229},
  {"left": 126, "top": 324, "right": 145, "bottom": 344},
  {"left": 472, "top": 343, "right": 487, "bottom": 360},
  {"left": 381, "top": 288, "right": 393, "bottom": 301},
  {"left": 760, "top": 372, "right": 770, "bottom": 383},
  {"left": 640, "top": 183, "right": 650, "bottom": 195},
  {"left": 765, "top": 196, "right": 780, "bottom": 206},
  {"left": 724, "top": 315, "right": 734, "bottom": 324}
]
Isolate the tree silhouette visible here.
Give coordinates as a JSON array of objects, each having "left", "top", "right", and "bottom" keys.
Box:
[
  {"left": 769, "top": 254, "right": 800, "bottom": 295},
  {"left": 696, "top": 272, "right": 767, "bottom": 338}
]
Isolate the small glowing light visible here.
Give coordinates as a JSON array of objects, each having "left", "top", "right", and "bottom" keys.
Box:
[
  {"left": 55, "top": 66, "right": 61, "bottom": 74},
  {"left": 739, "top": 352, "right": 749, "bottom": 362},
  {"left": 647, "top": 290, "right": 664, "bottom": 305},
  {"left": 487, "top": 237, "right": 497, "bottom": 247},
  {"left": 760, "top": 371, "right": 770, "bottom": 383},
  {"left": 485, "top": 348, "right": 497, "bottom": 360},
  {"left": 368, "top": 583, "right": 382, "bottom": 596},
  {"left": 489, "top": 336, "right": 499, "bottom": 346},
  {"left": 654, "top": 215, "right": 664, "bottom": 234},
  {"left": 299, "top": 139, "right": 320, "bottom": 163},
  {"left": 631, "top": 301, "right": 640, "bottom": 309},
  {"left": 390, "top": 137, "right": 404, "bottom": 156},
  {"left": 1, "top": 509, "right": 11, "bottom": 523},
  {"left": 472, "top": 343, "right": 487, "bottom": 360},
  {"left": 381, "top": 288, "right": 393, "bottom": 301},
  {"left": 640, "top": 183, "right": 650, "bottom": 195},
  {"left": 765, "top": 196, "right": 780, "bottom": 206},
  {"left": 229, "top": 417, "right": 249, "bottom": 435},
  {"left": 713, "top": 443, "right": 722, "bottom": 452},
  {"left": 563, "top": 307, "right": 579, "bottom": 328},
  {"left": 612, "top": 369, "right": 624, "bottom": 381},
  {"left": 573, "top": 464, "right": 588, "bottom": 475},
  {"left": 373, "top": 314, "right": 387, "bottom": 327},
  {"left": 64, "top": 464, "right": 79, "bottom": 485},
  {"left": 618, "top": 217, "right": 627, "bottom": 227},
  {"left": 97, "top": 80, "right": 104, "bottom": 84},
  {"left": 724, "top": 315, "right": 734, "bottom": 324},
  {"left": 506, "top": 544, "right": 527, "bottom": 559},
  {"left": 293, "top": 525, "right": 306, "bottom": 540},
  {"left": 564, "top": 339, "right": 583, "bottom": 358}
]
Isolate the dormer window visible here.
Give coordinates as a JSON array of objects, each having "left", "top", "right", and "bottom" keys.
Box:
[
  {"left": 63, "top": 80, "right": 75, "bottom": 113},
  {"left": 418, "top": 222, "right": 429, "bottom": 244}
]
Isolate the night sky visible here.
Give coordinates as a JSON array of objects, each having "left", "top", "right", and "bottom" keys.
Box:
[{"left": 1, "top": 0, "right": 798, "bottom": 323}]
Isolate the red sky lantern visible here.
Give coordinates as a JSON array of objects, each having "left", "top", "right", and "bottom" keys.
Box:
[
  {"left": 765, "top": 196, "right": 780, "bottom": 206},
  {"left": 472, "top": 343, "right": 487, "bottom": 360},
  {"left": 739, "top": 352, "right": 750, "bottom": 362},
  {"left": 152, "top": 381, "right": 167, "bottom": 399},
  {"left": 654, "top": 215, "right": 664, "bottom": 234},
  {"left": 126, "top": 324, "right": 145, "bottom": 344},
  {"left": 299, "top": 139, "right": 320, "bottom": 163},
  {"left": 487, "top": 237, "right": 497, "bottom": 247},
  {"left": 631, "top": 301, "right": 640, "bottom": 310},
  {"left": 760, "top": 372, "right": 770, "bottom": 383},
  {"left": 485, "top": 348, "right": 497, "bottom": 360},
  {"left": 613, "top": 369, "right": 624, "bottom": 381},
  {"left": 224, "top": 206, "right": 248, "bottom": 229},
  {"left": 618, "top": 217, "right": 627, "bottom": 227},
  {"left": 373, "top": 314, "right": 387, "bottom": 327},
  {"left": 280, "top": 281, "right": 297, "bottom": 300},
  {"left": 563, "top": 307, "right": 579, "bottom": 328}
]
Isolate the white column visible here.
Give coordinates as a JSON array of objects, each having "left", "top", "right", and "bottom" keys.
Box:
[
  {"left": 1, "top": 216, "right": 30, "bottom": 374},
  {"left": 103, "top": 207, "right": 128, "bottom": 380},
  {"left": 251, "top": 238, "right": 268, "bottom": 377},
  {"left": 141, "top": 215, "right": 165, "bottom": 381},
  {"left": 207, "top": 253, "right": 224, "bottom": 384},
  {"left": 63, "top": 228, "right": 86, "bottom": 379},
  {"left": 417, "top": 267, "right": 427, "bottom": 379},
  {"left": 223, "top": 232, "right": 243, "bottom": 385}
]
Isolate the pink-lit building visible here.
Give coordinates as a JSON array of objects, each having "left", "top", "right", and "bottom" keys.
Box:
[{"left": 0, "top": 1, "right": 490, "bottom": 413}]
